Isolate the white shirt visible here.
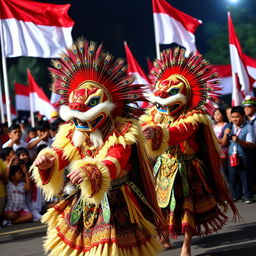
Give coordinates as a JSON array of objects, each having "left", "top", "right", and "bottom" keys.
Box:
[
  {"left": 2, "top": 139, "right": 28, "bottom": 151},
  {"left": 28, "top": 137, "right": 53, "bottom": 159}
]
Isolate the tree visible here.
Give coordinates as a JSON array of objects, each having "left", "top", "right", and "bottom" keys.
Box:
[
  {"left": 6, "top": 57, "right": 51, "bottom": 103},
  {"left": 204, "top": 6, "right": 256, "bottom": 64}
]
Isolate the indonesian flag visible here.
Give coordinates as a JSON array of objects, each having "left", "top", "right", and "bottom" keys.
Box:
[
  {"left": 124, "top": 41, "right": 151, "bottom": 85},
  {"left": 0, "top": 0, "right": 74, "bottom": 58},
  {"left": 124, "top": 41, "right": 151, "bottom": 108},
  {"left": 1, "top": 94, "right": 17, "bottom": 119},
  {"left": 27, "top": 69, "right": 55, "bottom": 119},
  {"left": 152, "top": 0, "right": 201, "bottom": 55},
  {"left": 214, "top": 64, "right": 233, "bottom": 95},
  {"left": 244, "top": 54, "right": 256, "bottom": 87},
  {"left": 14, "top": 83, "right": 30, "bottom": 111},
  {"left": 228, "top": 12, "right": 254, "bottom": 106}
]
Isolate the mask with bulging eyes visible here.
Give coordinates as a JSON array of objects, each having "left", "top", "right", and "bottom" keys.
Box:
[
  {"left": 60, "top": 81, "right": 115, "bottom": 132},
  {"left": 153, "top": 74, "right": 190, "bottom": 116}
]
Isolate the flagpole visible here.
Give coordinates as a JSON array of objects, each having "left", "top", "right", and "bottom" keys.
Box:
[
  {"left": 152, "top": 13, "right": 160, "bottom": 59},
  {"left": 0, "top": 79, "right": 5, "bottom": 123},
  {"left": 155, "top": 42, "right": 160, "bottom": 60},
  {"left": 29, "top": 98, "right": 35, "bottom": 128},
  {"left": 153, "top": 18, "right": 161, "bottom": 59},
  {"left": 27, "top": 69, "right": 35, "bottom": 128},
  {"left": 0, "top": 20, "right": 12, "bottom": 126}
]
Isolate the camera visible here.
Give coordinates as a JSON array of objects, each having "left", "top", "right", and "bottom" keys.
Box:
[{"left": 19, "top": 159, "right": 25, "bottom": 165}]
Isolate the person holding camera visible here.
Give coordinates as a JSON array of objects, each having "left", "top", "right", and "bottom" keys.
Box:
[{"left": 223, "top": 106, "right": 256, "bottom": 203}]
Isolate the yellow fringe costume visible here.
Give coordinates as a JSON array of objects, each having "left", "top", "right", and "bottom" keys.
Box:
[
  {"left": 31, "top": 117, "right": 163, "bottom": 256},
  {"left": 141, "top": 107, "right": 239, "bottom": 237}
]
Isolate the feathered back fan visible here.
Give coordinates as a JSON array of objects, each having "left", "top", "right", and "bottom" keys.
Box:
[
  {"left": 151, "top": 47, "right": 221, "bottom": 115},
  {"left": 49, "top": 39, "right": 146, "bottom": 118}
]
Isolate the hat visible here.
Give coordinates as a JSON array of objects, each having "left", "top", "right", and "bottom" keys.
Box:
[
  {"left": 242, "top": 95, "right": 256, "bottom": 107},
  {"left": 50, "top": 110, "right": 59, "bottom": 119}
]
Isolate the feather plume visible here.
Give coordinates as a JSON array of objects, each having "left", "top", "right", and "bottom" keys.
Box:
[{"left": 49, "top": 39, "right": 146, "bottom": 119}]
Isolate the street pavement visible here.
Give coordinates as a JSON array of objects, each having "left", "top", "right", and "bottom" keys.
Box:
[{"left": 0, "top": 201, "right": 256, "bottom": 256}]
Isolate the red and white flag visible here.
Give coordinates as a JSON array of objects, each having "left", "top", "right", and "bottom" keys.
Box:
[
  {"left": 124, "top": 41, "right": 151, "bottom": 108},
  {"left": 228, "top": 12, "right": 254, "bottom": 106},
  {"left": 244, "top": 54, "right": 256, "bottom": 87},
  {"left": 0, "top": 0, "right": 74, "bottom": 58},
  {"left": 1, "top": 94, "right": 17, "bottom": 119},
  {"left": 124, "top": 41, "right": 151, "bottom": 85},
  {"left": 14, "top": 83, "right": 30, "bottom": 111},
  {"left": 152, "top": 0, "right": 201, "bottom": 55},
  {"left": 214, "top": 64, "right": 233, "bottom": 95},
  {"left": 27, "top": 69, "right": 55, "bottom": 119}
]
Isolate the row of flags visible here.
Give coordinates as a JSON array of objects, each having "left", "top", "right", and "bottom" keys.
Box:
[
  {"left": 0, "top": 0, "right": 256, "bottom": 124},
  {"left": 15, "top": 70, "right": 55, "bottom": 119}
]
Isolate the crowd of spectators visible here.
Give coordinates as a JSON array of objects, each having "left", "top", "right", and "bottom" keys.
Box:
[
  {"left": 0, "top": 111, "right": 64, "bottom": 229},
  {"left": 212, "top": 95, "right": 256, "bottom": 204}
]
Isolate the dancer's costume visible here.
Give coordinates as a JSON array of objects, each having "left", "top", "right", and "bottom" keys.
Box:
[
  {"left": 141, "top": 48, "right": 239, "bottom": 237},
  {"left": 31, "top": 40, "right": 164, "bottom": 256}
]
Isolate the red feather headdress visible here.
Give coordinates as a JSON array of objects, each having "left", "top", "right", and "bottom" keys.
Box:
[
  {"left": 49, "top": 39, "right": 146, "bottom": 119},
  {"left": 150, "top": 47, "right": 221, "bottom": 114}
]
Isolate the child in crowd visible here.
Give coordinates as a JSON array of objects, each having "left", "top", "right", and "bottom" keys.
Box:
[
  {"left": 2, "top": 124, "right": 27, "bottom": 150},
  {"left": 4, "top": 165, "right": 32, "bottom": 224},
  {"left": 25, "top": 127, "right": 37, "bottom": 143},
  {"left": 0, "top": 148, "right": 20, "bottom": 225},
  {"left": 16, "top": 147, "right": 42, "bottom": 222},
  {"left": 27, "top": 121, "right": 53, "bottom": 160},
  {"left": 0, "top": 147, "right": 19, "bottom": 167},
  {"left": 213, "top": 108, "right": 231, "bottom": 183}
]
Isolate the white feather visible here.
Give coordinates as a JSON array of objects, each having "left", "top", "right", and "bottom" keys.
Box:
[
  {"left": 72, "top": 129, "right": 86, "bottom": 147},
  {"left": 145, "top": 92, "right": 187, "bottom": 106},
  {"left": 89, "top": 129, "right": 103, "bottom": 147},
  {"left": 63, "top": 182, "right": 76, "bottom": 195},
  {"left": 59, "top": 101, "right": 115, "bottom": 121}
]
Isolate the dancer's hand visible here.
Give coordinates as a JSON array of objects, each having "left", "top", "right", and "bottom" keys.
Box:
[
  {"left": 67, "top": 169, "right": 83, "bottom": 185},
  {"left": 142, "top": 126, "right": 154, "bottom": 140},
  {"left": 34, "top": 154, "right": 55, "bottom": 170}
]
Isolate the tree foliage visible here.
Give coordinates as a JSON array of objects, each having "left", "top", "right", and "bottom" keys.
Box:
[
  {"left": 6, "top": 57, "right": 51, "bottom": 102},
  {"left": 204, "top": 6, "right": 256, "bottom": 64}
]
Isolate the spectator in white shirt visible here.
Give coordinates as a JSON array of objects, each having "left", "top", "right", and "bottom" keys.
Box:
[{"left": 2, "top": 124, "right": 27, "bottom": 151}]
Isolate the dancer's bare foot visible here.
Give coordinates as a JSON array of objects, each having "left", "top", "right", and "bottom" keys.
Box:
[
  {"left": 163, "top": 242, "right": 174, "bottom": 249},
  {"left": 180, "top": 231, "right": 192, "bottom": 256},
  {"left": 159, "top": 236, "right": 174, "bottom": 249},
  {"left": 180, "top": 245, "right": 191, "bottom": 256}
]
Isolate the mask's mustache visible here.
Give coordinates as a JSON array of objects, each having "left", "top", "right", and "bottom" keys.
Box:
[{"left": 59, "top": 102, "right": 115, "bottom": 122}]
